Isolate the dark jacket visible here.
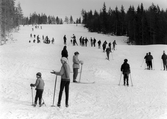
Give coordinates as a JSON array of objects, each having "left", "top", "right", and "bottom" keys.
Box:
[
  {"left": 162, "top": 53, "right": 167, "bottom": 63},
  {"left": 61, "top": 47, "right": 68, "bottom": 58},
  {"left": 121, "top": 62, "right": 130, "bottom": 74}
]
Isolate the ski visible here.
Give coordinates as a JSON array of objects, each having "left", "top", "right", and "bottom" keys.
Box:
[{"left": 73, "top": 81, "right": 95, "bottom": 84}]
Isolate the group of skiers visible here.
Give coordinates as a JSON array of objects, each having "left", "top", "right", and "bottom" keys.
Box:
[
  {"left": 143, "top": 51, "right": 167, "bottom": 70},
  {"left": 29, "top": 32, "right": 167, "bottom": 108},
  {"left": 30, "top": 45, "right": 83, "bottom": 107},
  {"left": 64, "top": 34, "right": 117, "bottom": 61},
  {"left": 29, "top": 33, "right": 55, "bottom": 44}
]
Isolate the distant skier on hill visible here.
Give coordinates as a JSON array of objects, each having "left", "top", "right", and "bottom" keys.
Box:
[
  {"left": 144, "top": 53, "right": 149, "bottom": 69},
  {"left": 102, "top": 41, "right": 107, "bottom": 52},
  {"left": 112, "top": 40, "right": 117, "bottom": 50},
  {"left": 121, "top": 59, "right": 131, "bottom": 86},
  {"left": 63, "top": 35, "right": 67, "bottom": 45},
  {"left": 30, "top": 72, "right": 45, "bottom": 107},
  {"left": 147, "top": 52, "right": 153, "bottom": 70},
  {"left": 71, "top": 34, "right": 78, "bottom": 46},
  {"left": 161, "top": 51, "right": 167, "bottom": 70},
  {"left": 106, "top": 46, "right": 111, "bottom": 60},
  {"left": 97, "top": 40, "right": 101, "bottom": 49}
]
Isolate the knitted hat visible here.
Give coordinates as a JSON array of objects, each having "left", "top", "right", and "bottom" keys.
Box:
[
  {"left": 124, "top": 59, "right": 128, "bottom": 62},
  {"left": 74, "top": 51, "right": 79, "bottom": 55}
]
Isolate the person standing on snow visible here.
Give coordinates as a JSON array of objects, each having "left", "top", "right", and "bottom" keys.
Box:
[
  {"left": 63, "top": 35, "right": 67, "bottom": 45},
  {"left": 61, "top": 46, "right": 68, "bottom": 59},
  {"left": 144, "top": 53, "right": 149, "bottom": 69},
  {"left": 30, "top": 72, "right": 45, "bottom": 107},
  {"left": 52, "top": 57, "right": 71, "bottom": 107},
  {"left": 102, "top": 41, "right": 107, "bottom": 52},
  {"left": 161, "top": 51, "right": 167, "bottom": 70},
  {"left": 112, "top": 40, "right": 117, "bottom": 50},
  {"left": 147, "top": 52, "right": 153, "bottom": 70},
  {"left": 121, "top": 59, "right": 131, "bottom": 86},
  {"left": 106, "top": 46, "right": 111, "bottom": 60},
  {"left": 73, "top": 52, "right": 83, "bottom": 82}
]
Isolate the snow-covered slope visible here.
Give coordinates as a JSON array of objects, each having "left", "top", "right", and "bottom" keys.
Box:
[{"left": 0, "top": 24, "right": 167, "bottom": 119}]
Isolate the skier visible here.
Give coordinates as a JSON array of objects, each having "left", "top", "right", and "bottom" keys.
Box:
[
  {"left": 144, "top": 53, "right": 149, "bottom": 69},
  {"left": 106, "top": 46, "right": 111, "bottom": 60},
  {"left": 112, "top": 40, "right": 117, "bottom": 50},
  {"left": 30, "top": 72, "right": 45, "bottom": 107},
  {"left": 147, "top": 52, "right": 153, "bottom": 70},
  {"left": 161, "top": 51, "right": 167, "bottom": 70},
  {"left": 97, "top": 40, "right": 101, "bottom": 49},
  {"left": 63, "top": 35, "right": 67, "bottom": 45},
  {"left": 73, "top": 52, "right": 83, "bottom": 82},
  {"left": 61, "top": 46, "right": 68, "bottom": 59},
  {"left": 52, "top": 57, "right": 71, "bottom": 107},
  {"left": 102, "top": 41, "right": 107, "bottom": 52},
  {"left": 121, "top": 59, "right": 131, "bottom": 86}
]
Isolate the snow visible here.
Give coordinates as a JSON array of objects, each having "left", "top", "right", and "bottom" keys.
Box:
[{"left": 0, "top": 24, "right": 167, "bottom": 119}]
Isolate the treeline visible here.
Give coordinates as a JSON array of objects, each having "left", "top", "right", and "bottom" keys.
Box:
[
  {"left": 23, "top": 13, "right": 82, "bottom": 25},
  {"left": 23, "top": 13, "right": 63, "bottom": 25},
  {"left": 0, "top": 0, "right": 23, "bottom": 45},
  {"left": 81, "top": 3, "right": 167, "bottom": 45}
]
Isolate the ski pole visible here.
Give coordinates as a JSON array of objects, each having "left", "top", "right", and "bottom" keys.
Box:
[
  {"left": 130, "top": 74, "right": 133, "bottom": 86},
  {"left": 118, "top": 73, "right": 122, "bottom": 85},
  {"left": 31, "top": 87, "right": 34, "bottom": 105},
  {"left": 51, "top": 75, "right": 57, "bottom": 107},
  {"left": 79, "top": 64, "right": 83, "bottom": 82}
]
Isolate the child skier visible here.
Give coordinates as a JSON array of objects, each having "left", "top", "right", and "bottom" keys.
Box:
[{"left": 30, "top": 72, "right": 45, "bottom": 107}]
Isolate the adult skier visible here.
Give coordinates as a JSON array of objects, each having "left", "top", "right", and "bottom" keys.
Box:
[
  {"left": 112, "top": 40, "right": 117, "bottom": 50},
  {"left": 147, "top": 52, "right": 153, "bottom": 70},
  {"left": 161, "top": 51, "right": 167, "bottom": 70},
  {"left": 97, "top": 40, "right": 101, "bottom": 49},
  {"left": 106, "top": 46, "right": 111, "bottom": 60},
  {"left": 121, "top": 59, "right": 131, "bottom": 86},
  {"left": 52, "top": 57, "right": 71, "bottom": 107},
  {"left": 144, "top": 53, "right": 149, "bottom": 69},
  {"left": 73, "top": 52, "right": 83, "bottom": 82},
  {"left": 63, "top": 35, "right": 67, "bottom": 45},
  {"left": 30, "top": 72, "right": 45, "bottom": 107},
  {"left": 102, "top": 41, "right": 107, "bottom": 52},
  {"left": 61, "top": 46, "right": 68, "bottom": 59}
]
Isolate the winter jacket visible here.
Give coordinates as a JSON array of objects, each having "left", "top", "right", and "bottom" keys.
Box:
[
  {"left": 73, "top": 55, "right": 80, "bottom": 69},
  {"left": 147, "top": 55, "right": 153, "bottom": 61},
  {"left": 61, "top": 47, "right": 68, "bottom": 58},
  {"left": 121, "top": 63, "right": 130, "bottom": 74},
  {"left": 106, "top": 47, "right": 111, "bottom": 54},
  {"left": 58, "top": 62, "right": 70, "bottom": 81},
  {"left": 34, "top": 78, "right": 45, "bottom": 90},
  {"left": 161, "top": 54, "right": 167, "bottom": 64}
]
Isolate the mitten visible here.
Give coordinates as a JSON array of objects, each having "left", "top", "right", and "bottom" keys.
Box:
[{"left": 30, "top": 84, "right": 34, "bottom": 87}]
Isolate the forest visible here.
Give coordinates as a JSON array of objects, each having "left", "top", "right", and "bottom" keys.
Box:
[
  {"left": 0, "top": 0, "right": 23, "bottom": 45},
  {"left": 81, "top": 3, "right": 167, "bottom": 45}
]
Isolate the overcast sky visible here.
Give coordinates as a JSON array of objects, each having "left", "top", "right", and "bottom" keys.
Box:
[{"left": 15, "top": 0, "right": 167, "bottom": 20}]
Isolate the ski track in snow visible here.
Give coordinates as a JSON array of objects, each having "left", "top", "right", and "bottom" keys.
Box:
[{"left": 0, "top": 24, "right": 167, "bottom": 119}]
